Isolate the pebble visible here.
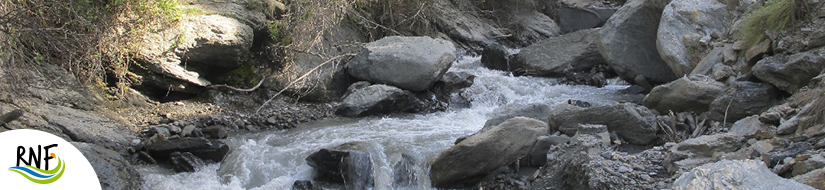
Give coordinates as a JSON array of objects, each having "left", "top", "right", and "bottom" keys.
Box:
[
  {"left": 640, "top": 174, "right": 651, "bottom": 181},
  {"left": 618, "top": 166, "right": 633, "bottom": 173}
]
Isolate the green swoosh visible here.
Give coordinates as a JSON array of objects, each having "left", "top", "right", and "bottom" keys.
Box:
[
  {"left": 23, "top": 156, "right": 62, "bottom": 175},
  {"left": 8, "top": 157, "right": 65, "bottom": 184}
]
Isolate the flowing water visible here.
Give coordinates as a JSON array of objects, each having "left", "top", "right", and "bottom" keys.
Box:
[{"left": 137, "top": 56, "right": 645, "bottom": 190}]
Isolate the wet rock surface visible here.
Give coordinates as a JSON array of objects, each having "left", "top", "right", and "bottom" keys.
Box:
[
  {"left": 146, "top": 138, "right": 230, "bottom": 162},
  {"left": 305, "top": 143, "right": 374, "bottom": 190},
  {"left": 430, "top": 117, "right": 547, "bottom": 188},
  {"left": 73, "top": 142, "right": 142, "bottom": 190},
  {"left": 335, "top": 84, "right": 418, "bottom": 117}
]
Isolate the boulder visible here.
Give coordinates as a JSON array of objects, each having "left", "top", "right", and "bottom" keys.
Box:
[
  {"left": 335, "top": 84, "right": 418, "bottom": 117},
  {"left": 598, "top": 0, "right": 677, "bottom": 85},
  {"left": 746, "top": 40, "right": 773, "bottom": 65},
  {"left": 708, "top": 81, "right": 781, "bottom": 122},
  {"left": 729, "top": 116, "right": 775, "bottom": 140},
  {"left": 35, "top": 104, "right": 137, "bottom": 150},
  {"left": 520, "top": 136, "right": 555, "bottom": 167},
  {"left": 673, "top": 160, "right": 815, "bottom": 190},
  {"left": 347, "top": 36, "right": 456, "bottom": 91},
  {"left": 511, "top": 28, "right": 604, "bottom": 77},
  {"left": 547, "top": 103, "right": 660, "bottom": 145},
  {"left": 665, "top": 133, "right": 744, "bottom": 173},
  {"left": 136, "top": 15, "right": 254, "bottom": 90},
  {"left": 305, "top": 143, "right": 373, "bottom": 189},
  {"left": 480, "top": 43, "right": 511, "bottom": 71},
  {"left": 146, "top": 138, "right": 230, "bottom": 162},
  {"left": 169, "top": 151, "right": 205, "bottom": 173},
  {"left": 689, "top": 46, "right": 726, "bottom": 76},
  {"left": 643, "top": 75, "right": 726, "bottom": 113},
  {"left": 657, "top": 0, "right": 736, "bottom": 77},
  {"left": 202, "top": 125, "right": 229, "bottom": 139},
  {"left": 557, "top": 0, "right": 617, "bottom": 33},
  {"left": 429, "top": 117, "right": 546, "bottom": 188},
  {"left": 72, "top": 142, "right": 142, "bottom": 190},
  {"left": 793, "top": 168, "right": 825, "bottom": 189},
  {"left": 481, "top": 103, "right": 552, "bottom": 132},
  {"left": 753, "top": 51, "right": 825, "bottom": 93}
]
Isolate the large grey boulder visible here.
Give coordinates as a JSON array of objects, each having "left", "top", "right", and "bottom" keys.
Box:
[
  {"left": 73, "top": 142, "right": 142, "bottom": 190},
  {"left": 598, "top": 0, "right": 677, "bottom": 85},
  {"left": 481, "top": 103, "right": 552, "bottom": 132},
  {"left": 557, "top": 0, "right": 616, "bottom": 33},
  {"left": 657, "top": 0, "right": 735, "bottom": 77},
  {"left": 480, "top": 43, "right": 512, "bottom": 71},
  {"left": 753, "top": 50, "right": 825, "bottom": 93},
  {"left": 306, "top": 142, "right": 373, "bottom": 190},
  {"left": 664, "top": 133, "right": 744, "bottom": 173},
  {"left": 335, "top": 84, "right": 418, "bottom": 117},
  {"left": 136, "top": 15, "right": 254, "bottom": 91},
  {"left": 547, "top": 103, "right": 660, "bottom": 145},
  {"left": 511, "top": 28, "right": 604, "bottom": 77},
  {"left": 347, "top": 36, "right": 456, "bottom": 91},
  {"left": 673, "top": 160, "right": 816, "bottom": 190},
  {"left": 430, "top": 117, "right": 546, "bottom": 188},
  {"left": 643, "top": 75, "right": 725, "bottom": 113},
  {"left": 709, "top": 81, "right": 781, "bottom": 122}
]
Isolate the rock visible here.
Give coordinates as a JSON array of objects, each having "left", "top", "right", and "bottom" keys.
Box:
[
  {"left": 793, "top": 153, "right": 825, "bottom": 177},
  {"left": 136, "top": 15, "right": 254, "bottom": 90},
  {"left": 778, "top": 116, "right": 801, "bottom": 135},
  {"left": 711, "top": 63, "right": 736, "bottom": 81},
  {"left": 393, "top": 153, "right": 420, "bottom": 188},
  {"left": 481, "top": 103, "right": 552, "bottom": 133},
  {"left": 202, "top": 125, "right": 229, "bottom": 139},
  {"left": 547, "top": 103, "right": 660, "bottom": 145},
  {"left": 166, "top": 124, "right": 182, "bottom": 135},
  {"left": 169, "top": 151, "right": 205, "bottom": 173},
  {"left": 178, "top": 0, "right": 272, "bottom": 32},
  {"left": 672, "top": 160, "right": 815, "bottom": 190},
  {"left": 335, "top": 84, "right": 418, "bottom": 117},
  {"left": 72, "top": 142, "right": 142, "bottom": 190},
  {"left": 598, "top": 0, "right": 677, "bottom": 85},
  {"left": 689, "top": 46, "right": 726, "bottom": 76},
  {"left": 557, "top": 1, "right": 616, "bottom": 33},
  {"left": 793, "top": 167, "right": 825, "bottom": 189},
  {"left": 429, "top": 117, "right": 546, "bottom": 188},
  {"left": 708, "top": 81, "right": 781, "bottom": 122},
  {"left": 521, "top": 136, "right": 555, "bottom": 167},
  {"left": 729, "top": 116, "right": 775, "bottom": 140},
  {"left": 643, "top": 75, "right": 726, "bottom": 113},
  {"left": 753, "top": 51, "right": 825, "bottom": 93},
  {"left": 511, "top": 28, "right": 604, "bottom": 77},
  {"left": 795, "top": 97, "right": 825, "bottom": 137},
  {"left": 434, "top": 72, "right": 475, "bottom": 94},
  {"left": 657, "top": 0, "right": 735, "bottom": 77},
  {"left": 35, "top": 104, "right": 136, "bottom": 150},
  {"left": 347, "top": 36, "right": 456, "bottom": 91},
  {"left": 146, "top": 138, "right": 230, "bottom": 162},
  {"left": 572, "top": 124, "right": 611, "bottom": 147},
  {"left": 305, "top": 143, "right": 373, "bottom": 189},
  {"left": 746, "top": 40, "right": 772, "bottom": 65},
  {"left": 770, "top": 142, "right": 813, "bottom": 167},
  {"left": 181, "top": 125, "right": 196, "bottom": 137},
  {"left": 292, "top": 180, "right": 320, "bottom": 190},
  {"left": 564, "top": 70, "right": 608, "bottom": 87},
  {"left": 480, "top": 43, "right": 511, "bottom": 71},
  {"left": 343, "top": 81, "right": 371, "bottom": 99},
  {"left": 665, "top": 134, "right": 744, "bottom": 172},
  {"left": 146, "top": 125, "right": 172, "bottom": 138}
]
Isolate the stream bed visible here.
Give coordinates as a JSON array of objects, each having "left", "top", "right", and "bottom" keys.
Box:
[{"left": 137, "top": 56, "right": 645, "bottom": 189}]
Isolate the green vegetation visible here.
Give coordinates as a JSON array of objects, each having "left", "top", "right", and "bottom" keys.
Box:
[
  {"left": 268, "top": 21, "right": 291, "bottom": 45},
  {"left": 738, "top": 0, "right": 810, "bottom": 50},
  {"left": 0, "top": 0, "right": 184, "bottom": 93}
]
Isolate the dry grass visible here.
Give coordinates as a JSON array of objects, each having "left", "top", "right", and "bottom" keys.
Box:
[
  {"left": 0, "top": 0, "right": 182, "bottom": 93},
  {"left": 738, "top": 0, "right": 810, "bottom": 50}
]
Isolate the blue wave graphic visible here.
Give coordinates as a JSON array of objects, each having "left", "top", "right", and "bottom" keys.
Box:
[{"left": 8, "top": 166, "right": 55, "bottom": 179}]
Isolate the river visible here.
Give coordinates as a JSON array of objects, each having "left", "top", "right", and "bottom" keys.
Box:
[{"left": 137, "top": 56, "right": 645, "bottom": 189}]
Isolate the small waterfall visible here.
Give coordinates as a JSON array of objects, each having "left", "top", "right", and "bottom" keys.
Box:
[{"left": 136, "top": 56, "right": 644, "bottom": 190}]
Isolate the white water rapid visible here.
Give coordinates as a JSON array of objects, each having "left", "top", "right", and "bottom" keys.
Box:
[{"left": 137, "top": 56, "right": 645, "bottom": 190}]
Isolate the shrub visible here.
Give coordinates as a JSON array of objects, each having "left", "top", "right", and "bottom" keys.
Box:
[{"left": 738, "top": 0, "right": 810, "bottom": 50}]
